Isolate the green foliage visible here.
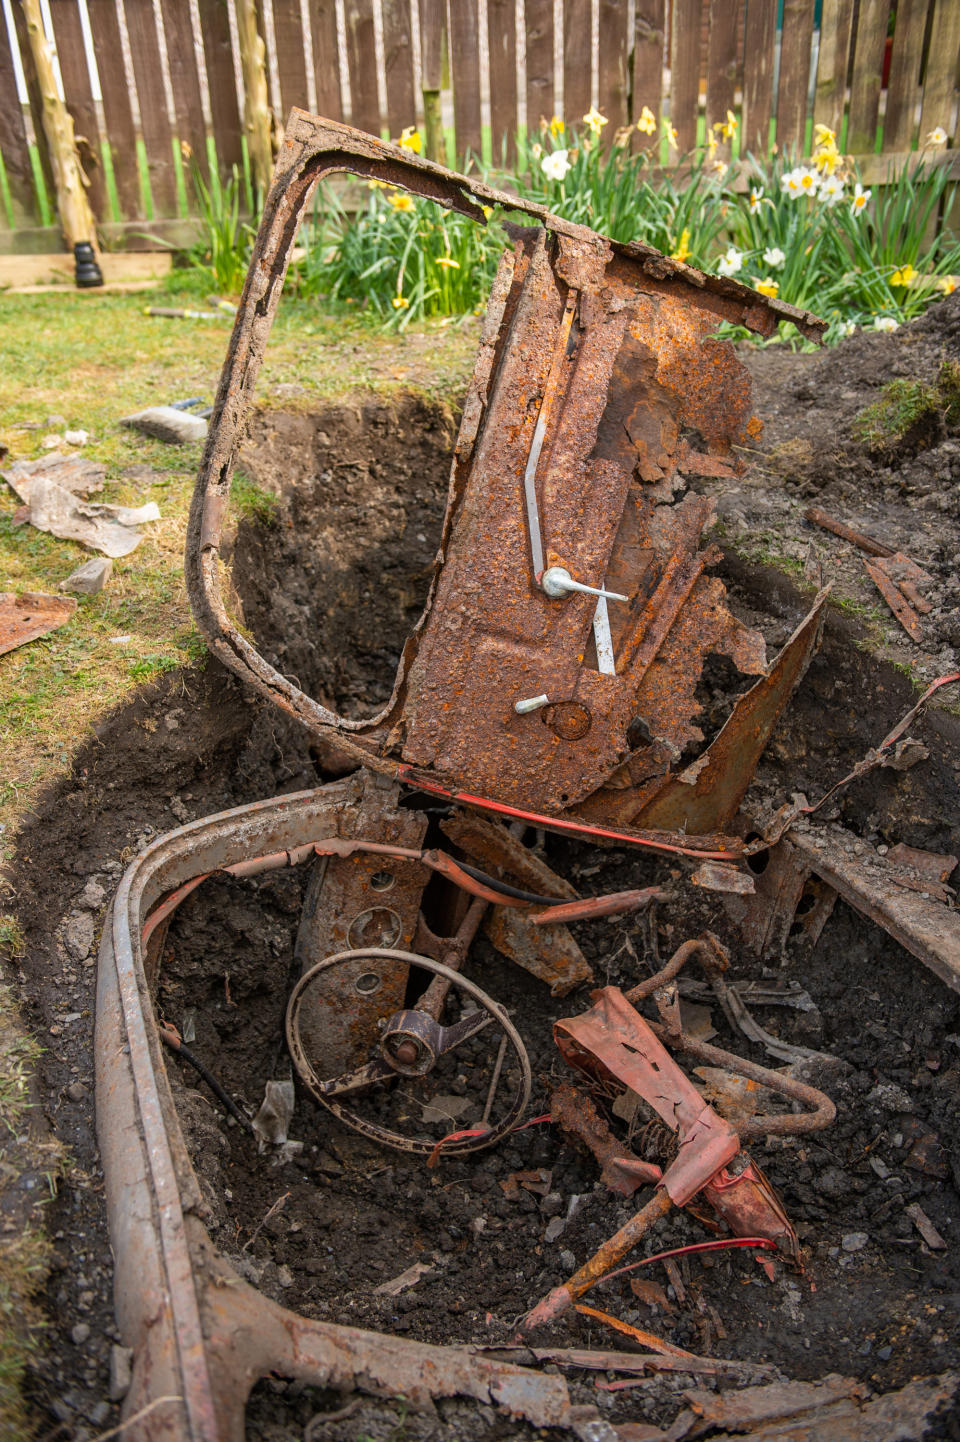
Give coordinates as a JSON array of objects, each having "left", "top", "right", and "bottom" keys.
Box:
[
  {"left": 287, "top": 181, "right": 504, "bottom": 328},
  {"left": 231, "top": 471, "right": 279, "bottom": 524},
  {"left": 186, "top": 162, "right": 258, "bottom": 297},
  {"left": 853, "top": 366, "right": 960, "bottom": 452}
]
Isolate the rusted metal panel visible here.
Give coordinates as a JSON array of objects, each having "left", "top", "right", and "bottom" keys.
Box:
[
  {"left": 0, "top": 591, "right": 75, "bottom": 655},
  {"left": 484, "top": 905, "right": 593, "bottom": 995}
]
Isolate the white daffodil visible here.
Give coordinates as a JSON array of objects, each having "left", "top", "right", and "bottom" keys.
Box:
[
  {"left": 781, "top": 168, "right": 803, "bottom": 198},
  {"left": 838, "top": 320, "right": 857, "bottom": 337},
  {"left": 818, "top": 172, "right": 845, "bottom": 205},
  {"left": 927, "top": 126, "right": 948, "bottom": 147},
  {"left": 716, "top": 245, "right": 744, "bottom": 277},
  {"left": 541, "top": 148, "right": 571, "bottom": 181},
  {"left": 851, "top": 183, "right": 871, "bottom": 216},
  {"left": 874, "top": 316, "right": 898, "bottom": 332},
  {"left": 748, "top": 186, "right": 765, "bottom": 213},
  {"left": 762, "top": 246, "right": 786, "bottom": 268}
]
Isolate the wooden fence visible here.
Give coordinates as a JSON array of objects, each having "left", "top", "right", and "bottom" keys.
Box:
[{"left": 1, "top": 0, "right": 959, "bottom": 252}]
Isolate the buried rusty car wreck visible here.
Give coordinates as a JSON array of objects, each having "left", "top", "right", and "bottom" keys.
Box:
[{"left": 92, "top": 116, "right": 960, "bottom": 1440}]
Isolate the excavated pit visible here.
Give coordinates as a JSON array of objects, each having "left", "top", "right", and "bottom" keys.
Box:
[{"left": 12, "top": 394, "right": 960, "bottom": 1440}]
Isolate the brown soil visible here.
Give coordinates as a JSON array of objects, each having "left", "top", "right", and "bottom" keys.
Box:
[{"left": 6, "top": 298, "right": 960, "bottom": 1440}]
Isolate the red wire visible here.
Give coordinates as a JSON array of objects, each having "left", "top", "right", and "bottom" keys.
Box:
[
  {"left": 427, "top": 1112, "right": 552, "bottom": 1167},
  {"left": 595, "top": 1235, "right": 778, "bottom": 1287}
]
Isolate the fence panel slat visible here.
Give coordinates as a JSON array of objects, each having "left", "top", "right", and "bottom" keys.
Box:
[
  {"left": 525, "top": 0, "right": 554, "bottom": 131},
  {"left": 632, "top": 0, "right": 665, "bottom": 127},
  {"left": 381, "top": 0, "right": 414, "bottom": 132},
  {"left": 741, "top": 0, "right": 775, "bottom": 153},
  {"left": 919, "top": 0, "right": 960, "bottom": 144},
  {"left": 311, "top": 0, "right": 343, "bottom": 121},
  {"left": 776, "top": 0, "right": 815, "bottom": 155},
  {"left": 487, "top": 0, "right": 517, "bottom": 160},
  {"left": 450, "top": 0, "right": 482, "bottom": 156},
  {"left": 598, "top": 0, "right": 629, "bottom": 130},
  {"left": 197, "top": 0, "right": 244, "bottom": 172},
  {"left": 158, "top": 0, "right": 209, "bottom": 180},
  {"left": 344, "top": 0, "right": 380, "bottom": 134},
  {"left": 670, "top": 0, "right": 702, "bottom": 151},
  {"left": 48, "top": 0, "right": 108, "bottom": 219},
  {"left": 813, "top": 0, "right": 853, "bottom": 140},
  {"left": 121, "top": 0, "right": 178, "bottom": 213},
  {"left": 11, "top": 1, "right": 56, "bottom": 206},
  {"left": 846, "top": 0, "right": 891, "bottom": 155},
  {"left": 564, "top": 0, "right": 592, "bottom": 128},
  {"left": 0, "top": 19, "right": 38, "bottom": 222},
  {"left": 85, "top": 0, "right": 140, "bottom": 215},
  {"left": 271, "top": 0, "right": 310, "bottom": 116},
  {"left": 704, "top": 0, "right": 740, "bottom": 133},
  {"left": 883, "top": 0, "right": 927, "bottom": 152}
]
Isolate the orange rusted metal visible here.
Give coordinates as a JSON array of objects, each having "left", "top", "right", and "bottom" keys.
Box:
[{"left": 0, "top": 590, "right": 75, "bottom": 655}]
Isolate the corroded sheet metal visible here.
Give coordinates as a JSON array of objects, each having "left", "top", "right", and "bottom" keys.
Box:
[
  {"left": 0, "top": 591, "right": 75, "bottom": 655},
  {"left": 187, "top": 111, "right": 825, "bottom": 845}
]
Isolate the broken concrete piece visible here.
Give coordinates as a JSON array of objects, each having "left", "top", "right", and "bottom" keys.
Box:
[
  {"left": 0, "top": 592, "right": 76, "bottom": 656},
  {"left": 59, "top": 557, "right": 113, "bottom": 595},
  {"left": 251, "top": 1078, "right": 295, "bottom": 1148},
  {"left": 7, "top": 475, "right": 159, "bottom": 558},
  {"left": 121, "top": 406, "right": 208, "bottom": 444},
  {"left": 61, "top": 911, "right": 95, "bottom": 962}
]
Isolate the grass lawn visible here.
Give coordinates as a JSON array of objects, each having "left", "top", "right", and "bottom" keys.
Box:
[{"left": 0, "top": 284, "right": 478, "bottom": 850}]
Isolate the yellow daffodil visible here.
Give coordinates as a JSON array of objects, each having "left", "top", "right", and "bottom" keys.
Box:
[
  {"left": 398, "top": 126, "right": 422, "bottom": 153},
  {"left": 754, "top": 277, "right": 779, "bottom": 298},
  {"left": 890, "top": 263, "right": 917, "bottom": 287},
  {"left": 582, "top": 106, "right": 608, "bottom": 136},
  {"left": 180, "top": 140, "right": 193, "bottom": 161},
  {"left": 663, "top": 117, "right": 678, "bottom": 150},
  {"left": 938, "top": 276, "right": 956, "bottom": 294},
  {"left": 707, "top": 130, "right": 718, "bottom": 156},
  {"left": 368, "top": 178, "right": 390, "bottom": 190},
  {"left": 435, "top": 256, "right": 460, "bottom": 269},
  {"left": 481, "top": 205, "right": 493, "bottom": 220},
  {"left": 636, "top": 106, "right": 656, "bottom": 135},
  {"left": 814, "top": 124, "right": 836, "bottom": 149},
  {"left": 670, "top": 227, "right": 691, "bottom": 263},
  {"left": 927, "top": 126, "right": 948, "bottom": 147},
  {"left": 389, "top": 192, "right": 414, "bottom": 212},
  {"left": 713, "top": 109, "right": 737, "bottom": 141},
  {"left": 549, "top": 115, "right": 565, "bottom": 137},
  {"left": 392, "top": 295, "right": 409, "bottom": 309}
]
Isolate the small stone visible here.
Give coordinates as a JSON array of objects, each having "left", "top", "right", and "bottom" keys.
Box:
[
  {"left": 71, "top": 1322, "right": 91, "bottom": 1344},
  {"left": 877, "top": 1345, "right": 892, "bottom": 1361},
  {"left": 540, "top": 1191, "right": 564, "bottom": 1218},
  {"left": 78, "top": 878, "right": 106, "bottom": 910},
  {"left": 66, "top": 1082, "right": 87, "bottom": 1102},
  {"left": 60, "top": 558, "right": 112, "bottom": 596},
  {"left": 89, "top": 1401, "right": 111, "bottom": 1426},
  {"left": 62, "top": 911, "right": 95, "bottom": 962},
  {"left": 277, "top": 1265, "right": 294, "bottom": 1288},
  {"left": 842, "top": 1232, "right": 869, "bottom": 1253},
  {"left": 560, "top": 1249, "right": 576, "bottom": 1272},
  {"left": 109, "top": 1344, "right": 134, "bottom": 1401},
  {"left": 45, "top": 413, "right": 68, "bottom": 429},
  {"left": 866, "top": 1082, "right": 914, "bottom": 1113},
  {"left": 42, "top": 433, "right": 64, "bottom": 449},
  {"left": 544, "top": 1217, "right": 564, "bottom": 1243},
  {"left": 64, "top": 429, "right": 90, "bottom": 447}
]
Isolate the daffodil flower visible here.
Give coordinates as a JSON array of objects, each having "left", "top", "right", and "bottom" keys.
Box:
[
  {"left": 582, "top": 106, "right": 608, "bottom": 136},
  {"left": 435, "top": 256, "right": 460, "bottom": 269},
  {"left": 549, "top": 115, "right": 565, "bottom": 137},
  {"left": 712, "top": 108, "right": 737, "bottom": 141},
  {"left": 927, "top": 126, "right": 948, "bottom": 147},
  {"left": 781, "top": 168, "right": 803, "bottom": 198},
  {"left": 851, "top": 183, "right": 871, "bottom": 215},
  {"left": 392, "top": 295, "right": 409, "bottom": 309},
  {"left": 481, "top": 205, "right": 493, "bottom": 221},
  {"left": 636, "top": 106, "right": 656, "bottom": 135},
  {"left": 874, "top": 316, "right": 898, "bottom": 332},
  {"left": 749, "top": 186, "right": 765, "bottom": 213},
  {"left": 662, "top": 117, "right": 679, "bottom": 150},
  {"left": 389, "top": 192, "right": 415, "bottom": 212},
  {"left": 716, "top": 245, "right": 743, "bottom": 277},
  {"left": 713, "top": 159, "right": 728, "bottom": 179},
  {"left": 670, "top": 227, "right": 691, "bottom": 263},
  {"left": 762, "top": 246, "right": 785, "bottom": 268},
  {"left": 541, "top": 148, "right": 571, "bottom": 181},
  {"left": 368, "top": 178, "right": 390, "bottom": 190},
  {"left": 939, "top": 276, "right": 957, "bottom": 295},
  {"left": 814, "top": 124, "right": 836, "bottom": 149},
  {"left": 818, "top": 173, "right": 845, "bottom": 205},
  {"left": 531, "top": 142, "right": 543, "bottom": 159},
  {"left": 890, "top": 263, "right": 916, "bottom": 288},
  {"left": 754, "top": 277, "right": 779, "bottom": 298},
  {"left": 398, "top": 126, "right": 422, "bottom": 153}
]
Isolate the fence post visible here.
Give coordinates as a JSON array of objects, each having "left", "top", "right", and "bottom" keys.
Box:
[
  {"left": 236, "top": 0, "right": 275, "bottom": 195},
  {"left": 19, "top": 0, "right": 100, "bottom": 264},
  {"left": 419, "top": 0, "right": 446, "bottom": 162}
]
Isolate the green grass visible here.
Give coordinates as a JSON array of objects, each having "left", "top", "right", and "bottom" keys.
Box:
[
  {"left": 853, "top": 360, "right": 960, "bottom": 453},
  {"left": 231, "top": 472, "right": 279, "bottom": 525}
]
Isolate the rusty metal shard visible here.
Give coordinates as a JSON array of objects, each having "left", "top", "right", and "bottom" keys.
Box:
[
  {"left": 0, "top": 591, "right": 76, "bottom": 656},
  {"left": 484, "top": 906, "right": 594, "bottom": 996},
  {"left": 628, "top": 589, "right": 829, "bottom": 832}
]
